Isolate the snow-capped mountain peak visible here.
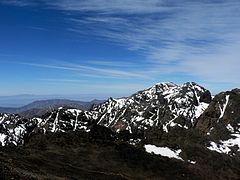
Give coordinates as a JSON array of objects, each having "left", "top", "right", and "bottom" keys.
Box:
[{"left": 93, "top": 82, "right": 211, "bottom": 132}]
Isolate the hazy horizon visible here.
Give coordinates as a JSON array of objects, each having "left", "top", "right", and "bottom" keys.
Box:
[{"left": 0, "top": 81, "right": 233, "bottom": 108}]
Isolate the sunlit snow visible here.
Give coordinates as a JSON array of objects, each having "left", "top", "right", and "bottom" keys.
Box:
[
  {"left": 144, "top": 144, "right": 183, "bottom": 160},
  {"left": 219, "top": 95, "right": 230, "bottom": 119},
  {"left": 0, "top": 133, "right": 7, "bottom": 146},
  {"left": 208, "top": 134, "right": 240, "bottom": 154}
]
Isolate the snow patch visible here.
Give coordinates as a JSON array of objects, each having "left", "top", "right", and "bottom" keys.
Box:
[
  {"left": 144, "top": 144, "right": 183, "bottom": 160},
  {"left": 207, "top": 127, "right": 214, "bottom": 135},
  {"left": 207, "top": 141, "right": 231, "bottom": 154},
  {"left": 129, "top": 138, "right": 141, "bottom": 145},
  {"left": 188, "top": 160, "right": 196, "bottom": 164},
  {"left": 135, "top": 116, "right": 144, "bottom": 122},
  {"left": 115, "top": 98, "right": 126, "bottom": 109},
  {"left": 226, "top": 124, "right": 234, "bottom": 133},
  {"left": 195, "top": 102, "right": 209, "bottom": 118},
  {"left": 219, "top": 95, "right": 230, "bottom": 119},
  {"left": 0, "top": 134, "right": 7, "bottom": 146},
  {"left": 207, "top": 134, "right": 240, "bottom": 155},
  {"left": 67, "top": 109, "right": 82, "bottom": 114}
]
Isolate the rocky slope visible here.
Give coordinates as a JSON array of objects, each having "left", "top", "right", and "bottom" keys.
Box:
[
  {"left": 0, "top": 131, "right": 212, "bottom": 180},
  {"left": 196, "top": 88, "right": 240, "bottom": 155},
  {"left": 0, "top": 128, "right": 240, "bottom": 179}
]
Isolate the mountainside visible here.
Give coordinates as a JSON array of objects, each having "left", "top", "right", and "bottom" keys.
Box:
[
  {"left": 196, "top": 88, "right": 240, "bottom": 155},
  {"left": 1, "top": 82, "right": 240, "bottom": 179}
]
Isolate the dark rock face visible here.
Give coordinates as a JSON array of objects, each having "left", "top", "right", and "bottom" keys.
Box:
[
  {"left": 196, "top": 90, "right": 240, "bottom": 134},
  {"left": 199, "top": 90, "right": 212, "bottom": 103},
  {"left": 89, "top": 124, "right": 116, "bottom": 142},
  {"left": 196, "top": 89, "right": 240, "bottom": 155}
]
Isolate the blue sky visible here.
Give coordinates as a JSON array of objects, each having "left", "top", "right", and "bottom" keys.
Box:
[{"left": 0, "top": 0, "right": 240, "bottom": 99}]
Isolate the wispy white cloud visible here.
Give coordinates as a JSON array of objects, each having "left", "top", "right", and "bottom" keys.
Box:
[
  {"left": 54, "top": 0, "right": 240, "bottom": 86},
  {"left": 47, "top": 0, "right": 168, "bottom": 14},
  {"left": 3, "top": 0, "right": 240, "bottom": 90},
  {"left": 39, "top": 78, "right": 87, "bottom": 83},
  {"left": 39, "top": 77, "right": 152, "bottom": 97},
  {"left": 21, "top": 61, "right": 151, "bottom": 79},
  {"left": 86, "top": 60, "right": 138, "bottom": 68},
  {"left": 27, "top": 26, "right": 49, "bottom": 31},
  {"left": 180, "top": 36, "right": 240, "bottom": 85},
  {"left": 0, "top": 0, "right": 36, "bottom": 6},
  {"left": 75, "top": 72, "right": 123, "bottom": 79}
]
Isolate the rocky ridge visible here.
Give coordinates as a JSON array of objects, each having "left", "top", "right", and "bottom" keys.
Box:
[{"left": 0, "top": 82, "right": 210, "bottom": 145}]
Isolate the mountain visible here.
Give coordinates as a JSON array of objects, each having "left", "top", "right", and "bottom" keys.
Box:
[
  {"left": 0, "top": 82, "right": 212, "bottom": 146},
  {"left": 0, "top": 94, "right": 105, "bottom": 107},
  {"left": 1, "top": 82, "right": 240, "bottom": 179},
  {"left": 92, "top": 82, "right": 211, "bottom": 132},
  {"left": 0, "top": 99, "right": 104, "bottom": 117}
]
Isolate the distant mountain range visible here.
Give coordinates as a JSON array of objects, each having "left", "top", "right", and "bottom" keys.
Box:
[
  {"left": 0, "top": 94, "right": 119, "bottom": 107},
  {"left": 0, "top": 82, "right": 240, "bottom": 179},
  {"left": 0, "top": 99, "right": 104, "bottom": 117}
]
